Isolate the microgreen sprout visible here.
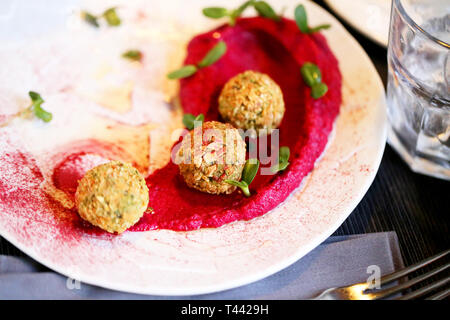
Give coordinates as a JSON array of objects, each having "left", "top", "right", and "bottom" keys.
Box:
[
  {"left": 300, "top": 63, "right": 328, "bottom": 99},
  {"left": 271, "top": 146, "right": 290, "bottom": 173},
  {"left": 225, "top": 158, "right": 260, "bottom": 197},
  {"left": 122, "top": 50, "right": 143, "bottom": 62},
  {"left": 82, "top": 7, "right": 121, "bottom": 28},
  {"left": 202, "top": 0, "right": 280, "bottom": 26},
  {"left": 294, "top": 4, "right": 330, "bottom": 34},
  {"left": 167, "top": 41, "right": 227, "bottom": 79},
  {"left": 182, "top": 113, "right": 204, "bottom": 130}
]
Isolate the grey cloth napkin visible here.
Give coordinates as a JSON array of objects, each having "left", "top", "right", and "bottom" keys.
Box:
[{"left": 0, "top": 232, "right": 403, "bottom": 300}]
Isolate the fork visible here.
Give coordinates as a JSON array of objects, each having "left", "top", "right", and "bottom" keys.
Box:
[{"left": 313, "top": 249, "right": 450, "bottom": 300}]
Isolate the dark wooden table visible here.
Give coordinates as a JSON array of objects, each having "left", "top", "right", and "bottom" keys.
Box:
[
  {"left": 311, "top": 1, "right": 450, "bottom": 269},
  {"left": 1, "top": 0, "right": 449, "bottom": 281}
]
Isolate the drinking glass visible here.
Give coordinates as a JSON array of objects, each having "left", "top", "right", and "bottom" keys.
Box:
[{"left": 387, "top": 0, "right": 449, "bottom": 180}]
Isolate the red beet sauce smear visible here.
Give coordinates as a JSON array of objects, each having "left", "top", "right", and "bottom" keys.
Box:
[
  {"left": 130, "top": 17, "right": 341, "bottom": 231},
  {"left": 1, "top": 17, "right": 341, "bottom": 234}
]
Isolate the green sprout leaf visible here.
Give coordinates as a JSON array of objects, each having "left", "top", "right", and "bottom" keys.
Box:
[
  {"left": 167, "top": 65, "right": 198, "bottom": 79},
  {"left": 1, "top": 91, "right": 53, "bottom": 126},
  {"left": 203, "top": 1, "right": 254, "bottom": 26},
  {"left": 182, "top": 114, "right": 195, "bottom": 128},
  {"left": 81, "top": 11, "right": 99, "bottom": 27},
  {"left": 271, "top": 161, "right": 289, "bottom": 173},
  {"left": 29, "top": 91, "right": 43, "bottom": 104},
  {"left": 225, "top": 158, "right": 259, "bottom": 197},
  {"left": 309, "top": 24, "right": 331, "bottom": 33},
  {"left": 301, "top": 62, "right": 328, "bottom": 99},
  {"left": 197, "top": 41, "right": 227, "bottom": 68},
  {"left": 295, "top": 4, "right": 331, "bottom": 34},
  {"left": 194, "top": 114, "right": 205, "bottom": 123},
  {"left": 202, "top": 1, "right": 283, "bottom": 26},
  {"left": 28, "top": 91, "right": 52, "bottom": 123},
  {"left": 229, "top": 0, "right": 254, "bottom": 25},
  {"left": 168, "top": 41, "right": 226, "bottom": 80},
  {"left": 33, "top": 104, "right": 53, "bottom": 122},
  {"left": 224, "top": 180, "right": 250, "bottom": 197},
  {"left": 182, "top": 113, "right": 204, "bottom": 130},
  {"left": 193, "top": 114, "right": 205, "bottom": 128},
  {"left": 202, "top": 7, "right": 229, "bottom": 19},
  {"left": 103, "top": 7, "right": 121, "bottom": 26},
  {"left": 279, "top": 146, "right": 290, "bottom": 163},
  {"left": 122, "top": 50, "right": 143, "bottom": 62},
  {"left": 242, "top": 158, "right": 260, "bottom": 185},
  {"left": 311, "top": 82, "right": 328, "bottom": 99},
  {"left": 235, "top": 0, "right": 254, "bottom": 16},
  {"left": 271, "top": 146, "right": 290, "bottom": 173},
  {"left": 301, "top": 62, "right": 322, "bottom": 87},
  {"left": 82, "top": 8, "right": 123, "bottom": 28},
  {"left": 224, "top": 180, "right": 248, "bottom": 189},
  {"left": 253, "top": 1, "right": 280, "bottom": 21},
  {"left": 294, "top": 4, "right": 309, "bottom": 33}
]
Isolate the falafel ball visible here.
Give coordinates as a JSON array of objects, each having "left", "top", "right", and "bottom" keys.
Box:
[
  {"left": 177, "top": 121, "right": 246, "bottom": 194},
  {"left": 218, "top": 70, "right": 285, "bottom": 136},
  {"left": 75, "top": 161, "right": 149, "bottom": 234}
]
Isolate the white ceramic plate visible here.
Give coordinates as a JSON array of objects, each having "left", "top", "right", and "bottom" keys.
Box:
[
  {"left": 0, "top": 0, "right": 387, "bottom": 295},
  {"left": 325, "top": 0, "right": 391, "bottom": 47}
]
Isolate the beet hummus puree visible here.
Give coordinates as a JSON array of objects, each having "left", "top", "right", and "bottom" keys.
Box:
[{"left": 129, "top": 17, "right": 341, "bottom": 231}]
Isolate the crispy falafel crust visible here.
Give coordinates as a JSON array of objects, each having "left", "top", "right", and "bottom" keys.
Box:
[
  {"left": 178, "top": 121, "right": 246, "bottom": 195},
  {"left": 75, "top": 161, "right": 149, "bottom": 234},
  {"left": 219, "top": 70, "right": 285, "bottom": 135},
  {"left": 131, "top": 17, "right": 341, "bottom": 232}
]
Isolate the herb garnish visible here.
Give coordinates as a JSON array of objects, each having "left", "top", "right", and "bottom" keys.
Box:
[
  {"left": 202, "top": 0, "right": 279, "bottom": 26},
  {"left": 271, "top": 146, "right": 290, "bottom": 173},
  {"left": 29, "top": 92, "right": 53, "bottom": 123},
  {"left": 167, "top": 41, "right": 227, "bottom": 79},
  {"left": 19, "top": 91, "right": 52, "bottom": 123},
  {"left": 229, "top": 1, "right": 253, "bottom": 25},
  {"left": 225, "top": 158, "right": 260, "bottom": 197},
  {"left": 0, "top": 91, "right": 53, "bottom": 127},
  {"left": 122, "top": 50, "right": 143, "bottom": 62},
  {"left": 300, "top": 62, "right": 321, "bottom": 87},
  {"left": 202, "top": 7, "right": 229, "bottom": 19},
  {"left": 311, "top": 82, "right": 328, "bottom": 99},
  {"left": 294, "top": 4, "right": 330, "bottom": 34},
  {"left": 82, "top": 7, "right": 121, "bottom": 27},
  {"left": 253, "top": 1, "right": 280, "bottom": 21},
  {"left": 81, "top": 11, "right": 99, "bottom": 27},
  {"left": 182, "top": 113, "right": 204, "bottom": 130},
  {"left": 301, "top": 63, "right": 328, "bottom": 99},
  {"left": 167, "top": 65, "right": 198, "bottom": 80},
  {"left": 103, "top": 7, "right": 121, "bottom": 26},
  {"left": 197, "top": 41, "right": 227, "bottom": 68}
]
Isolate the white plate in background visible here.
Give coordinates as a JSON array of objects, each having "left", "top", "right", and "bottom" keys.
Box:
[{"left": 325, "top": 0, "right": 391, "bottom": 47}]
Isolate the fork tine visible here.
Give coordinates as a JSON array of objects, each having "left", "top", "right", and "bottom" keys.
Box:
[
  {"left": 396, "top": 276, "right": 450, "bottom": 300},
  {"left": 379, "top": 249, "right": 450, "bottom": 286},
  {"left": 425, "top": 287, "right": 450, "bottom": 300},
  {"left": 371, "top": 261, "right": 450, "bottom": 300}
]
